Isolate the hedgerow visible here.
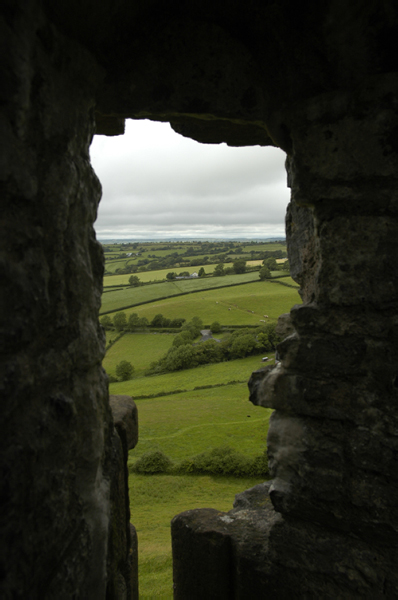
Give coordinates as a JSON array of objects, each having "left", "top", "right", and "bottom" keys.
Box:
[
  {"left": 147, "top": 321, "right": 280, "bottom": 374},
  {"left": 130, "top": 446, "right": 269, "bottom": 478}
]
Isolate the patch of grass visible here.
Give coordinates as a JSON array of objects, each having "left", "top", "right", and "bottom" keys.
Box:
[
  {"left": 130, "top": 474, "right": 267, "bottom": 598},
  {"left": 103, "top": 264, "right": 221, "bottom": 287},
  {"left": 105, "top": 329, "right": 124, "bottom": 344},
  {"left": 117, "top": 280, "right": 300, "bottom": 325},
  {"left": 103, "top": 333, "right": 176, "bottom": 378},
  {"left": 127, "top": 383, "right": 271, "bottom": 462},
  {"left": 100, "top": 272, "right": 266, "bottom": 314},
  {"left": 109, "top": 353, "right": 273, "bottom": 397},
  {"left": 240, "top": 242, "right": 287, "bottom": 253}
]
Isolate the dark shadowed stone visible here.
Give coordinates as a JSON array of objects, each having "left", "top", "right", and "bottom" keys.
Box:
[
  {"left": 129, "top": 524, "right": 139, "bottom": 600},
  {"left": 3, "top": 0, "right": 398, "bottom": 597},
  {"left": 248, "top": 365, "right": 276, "bottom": 406},
  {"left": 95, "top": 111, "right": 125, "bottom": 136},
  {"left": 275, "top": 313, "right": 295, "bottom": 340},
  {"left": 172, "top": 497, "right": 282, "bottom": 599},
  {"left": 110, "top": 395, "right": 138, "bottom": 452},
  {"left": 106, "top": 397, "right": 139, "bottom": 599},
  {"left": 233, "top": 481, "right": 272, "bottom": 510}
]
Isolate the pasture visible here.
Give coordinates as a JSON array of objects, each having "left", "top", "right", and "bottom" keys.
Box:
[
  {"left": 108, "top": 352, "right": 271, "bottom": 397},
  {"left": 118, "top": 280, "right": 300, "bottom": 325},
  {"left": 124, "top": 357, "right": 272, "bottom": 597},
  {"left": 128, "top": 382, "right": 272, "bottom": 462},
  {"left": 104, "top": 332, "right": 176, "bottom": 378},
  {"left": 103, "top": 264, "right": 221, "bottom": 287},
  {"left": 100, "top": 271, "right": 265, "bottom": 314}
]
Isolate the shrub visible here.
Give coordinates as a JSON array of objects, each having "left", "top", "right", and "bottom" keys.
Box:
[
  {"left": 132, "top": 450, "right": 173, "bottom": 474},
  {"left": 100, "top": 315, "right": 113, "bottom": 329},
  {"left": 259, "top": 266, "right": 271, "bottom": 280},
  {"left": 107, "top": 374, "right": 118, "bottom": 383},
  {"left": 169, "top": 318, "right": 186, "bottom": 328},
  {"left": 210, "top": 321, "right": 222, "bottom": 333},
  {"left": 175, "top": 446, "right": 269, "bottom": 478},
  {"left": 113, "top": 311, "right": 127, "bottom": 331},
  {"left": 115, "top": 360, "right": 134, "bottom": 381},
  {"left": 128, "top": 275, "right": 141, "bottom": 287}
]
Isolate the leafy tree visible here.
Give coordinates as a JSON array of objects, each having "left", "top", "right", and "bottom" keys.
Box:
[
  {"left": 233, "top": 259, "right": 247, "bottom": 274},
  {"left": 259, "top": 266, "right": 271, "bottom": 280},
  {"left": 128, "top": 313, "right": 141, "bottom": 330},
  {"left": 164, "top": 344, "right": 196, "bottom": 371},
  {"left": 258, "top": 322, "right": 279, "bottom": 348},
  {"left": 150, "top": 314, "right": 165, "bottom": 327},
  {"left": 194, "top": 340, "right": 223, "bottom": 365},
  {"left": 100, "top": 315, "right": 113, "bottom": 329},
  {"left": 257, "top": 332, "right": 271, "bottom": 350},
  {"left": 191, "top": 316, "right": 204, "bottom": 329},
  {"left": 166, "top": 272, "right": 176, "bottom": 280},
  {"left": 230, "top": 334, "right": 257, "bottom": 358},
  {"left": 263, "top": 257, "right": 277, "bottom": 270},
  {"left": 128, "top": 275, "right": 141, "bottom": 287},
  {"left": 170, "top": 318, "right": 186, "bottom": 328},
  {"left": 210, "top": 321, "right": 222, "bottom": 333},
  {"left": 283, "top": 259, "right": 290, "bottom": 271},
  {"left": 139, "top": 316, "right": 149, "bottom": 328},
  {"left": 213, "top": 263, "right": 225, "bottom": 277},
  {"left": 198, "top": 267, "right": 206, "bottom": 277},
  {"left": 113, "top": 311, "right": 127, "bottom": 331},
  {"left": 172, "top": 331, "right": 194, "bottom": 347},
  {"left": 115, "top": 360, "right": 134, "bottom": 381}
]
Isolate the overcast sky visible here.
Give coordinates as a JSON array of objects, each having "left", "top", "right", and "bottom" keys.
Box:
[{"left": 90, "top": 119, "right": 290, "bottom": 241}]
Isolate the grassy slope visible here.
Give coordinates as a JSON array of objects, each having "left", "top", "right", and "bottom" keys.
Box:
[
  {"left": 119, "top": 280, "right": 300, "bottom": 325},
  {"left": 100, "top": 271, "right": 266, "bottom": 314},
  {"left": 108, "top": 352, "right": 272, "bottom": 397},
  {"left": 104, "top": 332, "right": 175, "bottom": 378},
  {"left": 127, "top": 383, "right": 271, "bottom": 461}
]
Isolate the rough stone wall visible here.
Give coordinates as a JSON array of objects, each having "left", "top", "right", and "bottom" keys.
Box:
[
  {"left": 253, "top": 76, "right": 398, "bottom": 596},
  {"left": 1, "top": 0, "right": 398, "bottom": 598},
  {"left": 108, "top": 396, "right": 139, "bottom": 600},
  {"left": 0, "top": 2, "right": 120, "bottom": 597}
]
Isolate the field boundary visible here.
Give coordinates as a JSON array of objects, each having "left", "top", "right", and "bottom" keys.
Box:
[
  {"left": 99, "top": 276, "right": 290, "bottom": 316},
  {"left": 132, "top": 378, "right": 248, "bottom": 400}
]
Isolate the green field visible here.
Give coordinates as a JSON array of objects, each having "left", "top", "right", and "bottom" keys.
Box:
[
  {"left": 117, "top": 280, "right": 300, "bottom": 325},
  {"left": 100, "top": 271, "right": 269, "bottom": 314},
  {"left": 107, "top": 352, "right": 270, "bottom": 397},
  {"left": 103, "top": 264, "right": 220, "bottom": 287},
  {"left": 127, "top": 383, "right": 271, "bottom": 462},
  {"left": 124, "top": 358, "right": 272, "bottom": 597},
  {"left": 104, "top": 261, "right": 279, "bottom": 287},
  {"left": 105, "top": 332, "right": 176, "bottom": 377}
]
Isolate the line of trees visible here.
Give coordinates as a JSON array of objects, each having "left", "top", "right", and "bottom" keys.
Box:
[
  {"left": 148, "top": 322, "right": 280, "bottom": 374},
  {"left": 100, "top": 311, "right": 186, "bottom": 331}
]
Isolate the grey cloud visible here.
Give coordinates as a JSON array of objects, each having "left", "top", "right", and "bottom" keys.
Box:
[{"left": 90, "top": 119, "right": 289, "bottom": 239}]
